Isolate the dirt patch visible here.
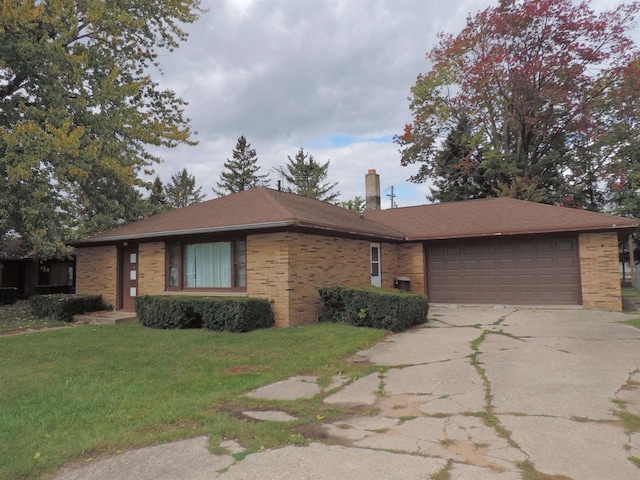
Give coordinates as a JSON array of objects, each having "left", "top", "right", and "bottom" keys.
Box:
[
  {"left": 444, "top": 440, "right": 504, "bottom": 471},
  {"left": 292, "top": 422, "right": 353, "bottom": 447},
  {"left": 225, "top": 365, "right": 259, "bottom": 374},
  {"left": 620, "top": 380, "right": 640, "bottom": 391},
  {"left": 344, "top": 353, "right": 373, "bottom": 365},
  {"left": 375, "top": 394, "right": 429, "bottom": 418}
]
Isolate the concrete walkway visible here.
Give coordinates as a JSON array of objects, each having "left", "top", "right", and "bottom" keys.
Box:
[{"left": 53, "top": 306, "right": 640, "bottom": 480}]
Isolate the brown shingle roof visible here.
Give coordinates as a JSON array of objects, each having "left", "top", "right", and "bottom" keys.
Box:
[
  {"left": 77, "top": 187, "right": 405, "bottom": 244},
  {"left": 75, "top": 191, "right": 637, "bottom": 245},
  {"left": 366, "top": 197, "right": 637, "bottom": 240}
]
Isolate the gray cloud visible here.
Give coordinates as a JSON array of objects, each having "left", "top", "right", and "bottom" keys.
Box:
[{"left": 149, "top": 0, "right": 637, "bottom": 206}]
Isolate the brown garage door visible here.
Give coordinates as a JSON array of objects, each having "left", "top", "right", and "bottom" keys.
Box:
[{"left": 427, "top": 236, "right": 580, "bottom": 305}]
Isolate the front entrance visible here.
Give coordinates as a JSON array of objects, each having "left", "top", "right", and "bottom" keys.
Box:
[
  {"left": 370, "top": 243, "right": 381, "bottom": 287},
  {"left": 119, "top": 244, "right": 139, "bottom": 311}
]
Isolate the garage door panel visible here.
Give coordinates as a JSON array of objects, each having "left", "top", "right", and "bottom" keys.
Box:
[
  {"left": 557, "top": 274, "right": 577, "bottom": 284},
  {"left": 517, "top": 258, "right": 534, "bottom": 268},
  {"left": 427, "top": 236, "right": 580, "bottom": 305},
  {"left": 464, "top": 260, "right": 479, "bottom": 269},
  {"left": 480, "top": 260, "right": 496, "bottom": 269},
  {"left": 479, "top": 244, "right": 496, "bottom": 254},
  {"left": 557, "top": 258, "right": 575, "bottom": 268},
  {"left": 536, "top": 258, "right": 554, "bottom": 268},
  {"left": 556, "top": 240, "right": 574, "bottom": 251},
  {"left": 516, "top": 242, "right": 534, "bottom": 253},
  {"left": 463, "top": 275, "right": 480, "bottom": 286},
  {"left": 536, "top": 241, "right": 553, "bottom": 252},
  {"left": 429, "top": 261, "right": 446, "bottom": 271}
]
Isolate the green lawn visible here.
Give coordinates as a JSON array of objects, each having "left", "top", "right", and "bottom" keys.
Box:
[
  {"left": 0, "top": 300, "right": 66, "bottom": 334},
  {"left": 625, "top": 318, "right": 640, "bottom": 329},
  {"left": 0, "top": 321, "right": 387, "bottom": 480},
  {"left": 622, "top": 288, "right": 640, "bottom": 298}
]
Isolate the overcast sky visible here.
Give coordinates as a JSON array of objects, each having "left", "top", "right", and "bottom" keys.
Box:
[{"left": 150, "top": 0, "right": 637, "bottom": 209}]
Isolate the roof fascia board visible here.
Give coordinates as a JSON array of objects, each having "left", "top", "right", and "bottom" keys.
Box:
[
  {"left": 410, "top": 224, "right": 637, "bottom": 241},
  {"left": 74, "top": 221, "right": 296, "bottom": 245},
  {"left": 292, "top": 222, "right": 405, "bottom": 242}
]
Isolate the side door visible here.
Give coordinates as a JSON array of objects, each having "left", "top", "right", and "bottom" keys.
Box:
[{"left": 370, "top": 243, "right": 381, "bottom": 287}]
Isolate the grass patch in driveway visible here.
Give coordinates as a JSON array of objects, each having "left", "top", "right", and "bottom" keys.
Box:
[
  {"left": 624, "top": 317, "right": 640, "bottom": 329},
  {"left": 0, "top": 300, "right": 66, "bottom": 334},
  {"left": 0, "top": 322, "right": 386, "bottom": 480}
]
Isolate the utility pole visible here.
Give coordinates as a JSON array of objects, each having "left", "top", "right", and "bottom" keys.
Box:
[
  {"left": 386, "top": 186, "right": 397, "bottom": 208},
  {"left": 630, "top": 235, "right": 636, "bottom": 289}
]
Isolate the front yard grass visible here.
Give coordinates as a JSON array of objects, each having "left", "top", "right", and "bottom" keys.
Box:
[
  {"left": 0, "top": 321, "right": 387, "bottom": 480},
  {"left": 0, "top": 300, "right": 66, "bottom": 334}
]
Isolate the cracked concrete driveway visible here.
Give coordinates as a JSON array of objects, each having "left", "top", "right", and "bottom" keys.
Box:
[{"left": 53, "top": 306, "right": 640, "bottom": 480}]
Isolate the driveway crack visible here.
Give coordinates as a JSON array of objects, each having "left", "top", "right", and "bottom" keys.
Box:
[{"left": 468, "top": 327, "right": 534, "bottom": 468}]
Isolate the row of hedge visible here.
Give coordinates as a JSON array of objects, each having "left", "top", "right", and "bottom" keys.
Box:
[
  {"left": 0, "top": 287, "right": 18, "bottom": 306},
  {"left": 134, "top": 296, "right": 274, "bottom": 333},
  {"left": 318, "top": 286, "right": 429, "bottom": 332},
  {"left": 29, "top": 294, "right": 109, "bottom": 322}
]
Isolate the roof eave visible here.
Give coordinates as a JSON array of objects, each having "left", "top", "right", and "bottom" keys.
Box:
[
  {"left": 406, "top": 224, "right": 638, "bottom": 242},
  {"left": 294, "top": 221, "right": 405, "bottom": 242},
  {"left": 72, "top": 221, "right": 296, "bottom": 245}
]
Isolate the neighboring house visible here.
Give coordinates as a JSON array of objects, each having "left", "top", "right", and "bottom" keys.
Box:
[
  {"left": 72, "top": 171, "right": 637, "bottom": 327},
  {"left": 0, "top": 238, "right": 75, "bottom": 297}
]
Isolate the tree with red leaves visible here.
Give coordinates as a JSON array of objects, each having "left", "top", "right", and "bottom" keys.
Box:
[{"left": 397, "top": 0, "right": 639, "bottom": 208}]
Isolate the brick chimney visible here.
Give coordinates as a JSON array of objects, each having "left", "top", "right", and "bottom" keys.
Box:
[{"left": 365, "top": 169, "right": 381, "bottom": 210}]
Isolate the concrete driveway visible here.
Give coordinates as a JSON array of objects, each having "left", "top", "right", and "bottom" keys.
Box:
[{"left": 53, "top": 306, "right": 640, "bottom": 480}]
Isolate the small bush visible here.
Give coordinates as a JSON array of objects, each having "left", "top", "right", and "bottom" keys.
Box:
[
  {"left": 318, "top": 286, "right": 429, "bottom": 332},
  {"left": 135, "top": 296, "right": 274, "bottom": 332},
  {"left": 29, "top": 294, "right": 108, "bottom": 322},
  {"left": 0, "top": 287, "right": 18, "bottom": 306}
]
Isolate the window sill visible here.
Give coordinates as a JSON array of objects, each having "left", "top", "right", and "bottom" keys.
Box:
[{"left": 162, "top": 290, "right": 248, "bottom": 298}]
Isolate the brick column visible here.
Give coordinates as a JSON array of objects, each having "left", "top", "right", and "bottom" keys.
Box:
[{"left": 579, "top": 232, "right": 622, "bottom": 310}]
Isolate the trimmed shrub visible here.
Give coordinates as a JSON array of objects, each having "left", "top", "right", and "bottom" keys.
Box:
[
  {"left": 29, "top": 294, "right": 108, "bottom": 322},
  {"left": 134, "top": 296, "right": 201, "bottom": 329},
  {"left": 135, "top": 296, "right": 274, "bottom": 332},
  {"left": 318, "top": 286, "right": 429, "bottom": 332},
  {"left": 0, "top": 287, "right": 18, "bottom": 306}
]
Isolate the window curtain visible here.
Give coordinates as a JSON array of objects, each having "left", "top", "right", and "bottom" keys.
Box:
[{"left": 184, "top": 242, "right": 231, "bottom": 288}]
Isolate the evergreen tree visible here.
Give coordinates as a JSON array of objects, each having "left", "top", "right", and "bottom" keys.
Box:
[
  {"left": 277, "top": 148, "right": 339, "bottom": 202},
  {"left": 214, "top": 136, "right": 269, "bottom": 195},
  {"left": 339, "top": 196, "right": 366, "bottom": 213},
  {"left": 165, "top": 169, "right": 206, "bottom": 208},
  {"left": 428, "top": 115, "right": 494, "bottom": 202},
  {"left": 146, "top": 177, "right": 170, "bottom": 214}
]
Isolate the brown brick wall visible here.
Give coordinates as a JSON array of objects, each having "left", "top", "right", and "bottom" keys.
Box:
[
  {"left": 76, "top": 246, "right": 118, "bottom": 308},
  {"left": 579, "top": 232, "right": 622, "bottom": 310},
  {"left": 138, "top": 242, "right": 165, "bottom": 296},
  {"left": 246, "top": 232, "right": 291, "bottom": 328},
  {"left": 247, "top": 232, "right": 375, "bottom": 327},
  {"left": 396, "top": 243, "right": 426, "bottom": 294},
  {"left": 288, "top": 234, "right": 371, "bottom": 327}
]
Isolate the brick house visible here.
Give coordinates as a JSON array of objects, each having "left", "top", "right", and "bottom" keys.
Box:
[{"left": 73, "top": 171, "right": 637, "bottom": 327}]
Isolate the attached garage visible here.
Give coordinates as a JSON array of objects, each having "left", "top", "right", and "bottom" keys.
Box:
[
  {"left": 426, "top": 236, "right": 580, "bottom": 305},
  {"left": 367, "top": 197, "right": 637, "bottom": 310}
]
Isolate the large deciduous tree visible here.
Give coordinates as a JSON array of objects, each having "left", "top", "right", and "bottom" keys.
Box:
[
  {"left": 277, "top": 147, "right": 339, "bottom": 202},
  {"left": 396, "top": 0, "right": 639, "bottom": 208},
  {"left": 0, "top": 0, "right": 201, "bottom": 258},
  {"left": 214, "top": 136, "right": 269, "bottom": 196}
]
